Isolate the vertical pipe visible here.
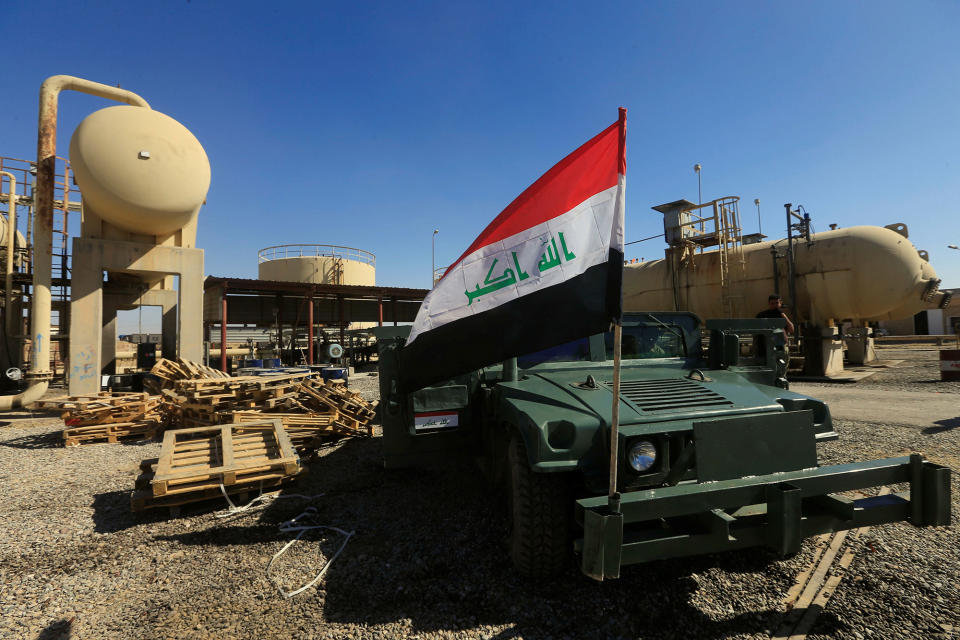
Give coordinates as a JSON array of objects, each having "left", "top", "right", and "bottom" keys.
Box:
[
  {"left": 1, "top": 171, "right": 17, "bottom": 338},
  {"left": 784, "top": 203, "right": 798, "bottom": 330},
  {"left": 377, "top": 296, "right": 383, "bottom": 327},
  {"left": 307, "top": 295, "right": 314, "bottom": 365},
  {"left": 337, "top": 295, "right": 345, "bottom": 351},
  {"left": 32, "top": 85, "right": 57, "bottom": 378},
  {"left": 220, "top": 293, "right": 228, "bottom": 373}
]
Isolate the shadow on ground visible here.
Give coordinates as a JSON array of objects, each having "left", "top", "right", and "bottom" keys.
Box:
[
  {"left": 151, "top": 436, "right": 849, "bottom": 639},
  {"left": 923, "top": 417, "right": 960, "bottom": 435},
  {"left": 36, "top": 617, "right": 72, "bottom": 640},
  {"left": 0, "top": 429, "right": 62, "bottom": 449}
]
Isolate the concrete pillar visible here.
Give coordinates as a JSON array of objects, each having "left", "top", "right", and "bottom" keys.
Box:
[
  {"left": 68, "top": 249, "right": 104, "bottom": 395},
  {"left": 845, "top": 326, "right": 877, "bottom": 365},
  {"left": 802, "top": 326, "right": 844, "bottom": 377},
  {"left": 177, "top": 258, "right": 204, "bottom": 363}
]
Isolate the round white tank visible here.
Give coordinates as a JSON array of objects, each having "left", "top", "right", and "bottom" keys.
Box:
[
  {"left": 258, "top": 245, "right": 376, "bottom": 286},
  {"left": 623, "top": 225, "right": 943, "bottom": 324},
  {"left": 69, "top": 105, "right": 210, "bottom": 235}
]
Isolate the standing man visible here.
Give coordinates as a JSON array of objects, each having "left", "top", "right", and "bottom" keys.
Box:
[{"left": 757, "top": 294, "right": 794, "bottom": 335}]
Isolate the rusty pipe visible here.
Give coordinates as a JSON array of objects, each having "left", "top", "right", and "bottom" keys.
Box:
[
  {"left": 220, "top": 294, "right": 228, "bottom": 373},
  {"left": 1, "top": 76, "right": 151, "bottom": 410}
]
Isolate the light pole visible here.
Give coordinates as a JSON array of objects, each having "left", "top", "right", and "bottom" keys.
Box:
[
  {"left": 754, "top": 198, "right": 762, "bottom": 235},
  {"left": 693, "top": 163, "right": 702, "bottom": 205},
  {"left": 432, "top": 229, "right": 439, "bottom": 286}
]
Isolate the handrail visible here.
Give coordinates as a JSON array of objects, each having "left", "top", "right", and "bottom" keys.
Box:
[{"left": 258, "top": 244, "right": 375, "bottom": 267}]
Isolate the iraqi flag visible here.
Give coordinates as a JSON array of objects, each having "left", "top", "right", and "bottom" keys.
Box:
[{"left": 399, "top": 108, "right": 627, "bottom": 392}]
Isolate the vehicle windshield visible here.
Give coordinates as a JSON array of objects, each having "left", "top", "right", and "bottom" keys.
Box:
[
  {"left": 516, "top": 313, "right": 697, "bottom": 369},
  {"left": 517, "top": 337, "right": 591, "bottom": 369},
  {"left": 604, "top": 324, "right": 686, "bottom": 360}
]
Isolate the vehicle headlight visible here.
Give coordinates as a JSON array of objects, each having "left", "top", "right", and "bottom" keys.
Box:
[{"left": 627, "top": 439, "right": 657, "bottom": 472}]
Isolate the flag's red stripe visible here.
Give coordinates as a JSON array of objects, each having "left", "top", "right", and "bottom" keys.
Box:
[{"left": 444, "top": 118, "right": 623, "bottom": 277}]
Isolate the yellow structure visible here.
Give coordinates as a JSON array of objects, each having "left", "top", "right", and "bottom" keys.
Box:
[
  {"left": 624, "top": 196, "right": 950, "bottom": 376},
  {"left": 624, "top": 225, "right": 948, "bottom": 324},
  {"left": 66, "top": 80, "right": 209, "bottom": 395},
  {"left": 258, "top": 245, "right": 375, "bottom": 286}
]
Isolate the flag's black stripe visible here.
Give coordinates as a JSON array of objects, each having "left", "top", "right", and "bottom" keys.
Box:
[{"left": 398, "top": 252, "right": 623, "bottom": 393}]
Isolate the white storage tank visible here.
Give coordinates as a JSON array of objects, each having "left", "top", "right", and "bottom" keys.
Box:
[{"left": 258, "top": 245, "right": 375, "bottom": 286}]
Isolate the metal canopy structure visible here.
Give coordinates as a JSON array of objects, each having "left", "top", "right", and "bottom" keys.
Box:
[{"left": 202, "top": 275, "right": 428, "bottom": 368}]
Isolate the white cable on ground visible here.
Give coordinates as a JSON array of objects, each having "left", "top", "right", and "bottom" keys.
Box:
[
  {"left": 215, "top": 481, "right": 325, "bottom": 519},
  {"left": 214, "top": 484, "right": 352, "bottom": 598},
  {"left": 267, "top": 506, "right": 355, "bottom": 598}
]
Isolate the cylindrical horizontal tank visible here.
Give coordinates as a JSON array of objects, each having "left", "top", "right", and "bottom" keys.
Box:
[
  {"left": 69, "top": 105, "right": 210, "bottom": 235},
  {"left": 624, "top": 225, "right": 946, "bottom": 324},
  {"left": 258, "top": 245, "right": 375, "bottom": 286},
  {"left": 0, "top": 220, "right": 26, "bottom": 259}
]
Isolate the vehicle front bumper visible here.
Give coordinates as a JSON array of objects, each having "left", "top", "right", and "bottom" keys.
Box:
[{"left": 575, "top": 454, "right": 951, "bottom": 581}]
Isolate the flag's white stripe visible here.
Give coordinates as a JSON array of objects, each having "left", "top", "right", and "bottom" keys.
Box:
[{"left": 407, "top": 180, "right": 624, "bottom": 345}]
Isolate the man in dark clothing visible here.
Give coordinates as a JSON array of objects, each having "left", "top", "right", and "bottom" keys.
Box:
[{"left": 757, "top": 294, "right": 794, "bottom": 335}]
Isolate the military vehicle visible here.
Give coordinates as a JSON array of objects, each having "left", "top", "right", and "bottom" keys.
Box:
[{"left": 375, "top": 312, "right": 950, "bottom": 580}]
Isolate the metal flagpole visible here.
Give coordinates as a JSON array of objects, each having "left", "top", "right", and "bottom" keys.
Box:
[
  {"left": 608, "top": 323, "right": 622, "bottom": 504},
  {"left": 608, "top": 106, "right": 627, "bottom": 509}
]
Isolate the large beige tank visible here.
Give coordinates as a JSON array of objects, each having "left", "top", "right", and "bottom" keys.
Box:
[
  {"left": 69, "top": 105, "right": 210, "bottom": 235},
  {"left": 258, "top": 245, "right": 376, "bottom": 286},
  {"left": 624, "top": 225, "right": 948, "bottom": 324}
]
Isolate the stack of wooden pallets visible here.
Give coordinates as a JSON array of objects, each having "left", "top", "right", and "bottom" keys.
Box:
[
  {"left": 131, "top": 419, "right": 302, "bottom": 513},
  {"left": 145, "top": 357, "right": 231, "bottom": 394},
  {"left": 293, "top": 378, "right": 377, "bottom": 436},
  {"left": 35, "top": 392, "right": 163, "bottom": 447},
  {"left": 160, "top": 371, "right": 315, "bottom": 427}
]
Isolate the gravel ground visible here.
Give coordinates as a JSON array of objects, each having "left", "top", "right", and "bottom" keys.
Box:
[
  {"left": 797, "top": 346, "right": 960, "bottom": 395},
  {"left": 1, "top": 360, "right": 957, "bottom": 640}
]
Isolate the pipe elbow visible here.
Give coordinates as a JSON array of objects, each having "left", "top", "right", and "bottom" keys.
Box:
[{"left": 0, "top": 380, "right": 50, "bottom": 411}]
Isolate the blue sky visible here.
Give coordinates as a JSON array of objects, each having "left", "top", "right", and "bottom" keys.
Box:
[{"left": 4, "top": 1, "right": 959, "bottom": 334}]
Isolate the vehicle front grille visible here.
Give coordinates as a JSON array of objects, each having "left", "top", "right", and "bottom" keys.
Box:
[{"left": 611, "top": 378, "right": 734, "bottom": 413}]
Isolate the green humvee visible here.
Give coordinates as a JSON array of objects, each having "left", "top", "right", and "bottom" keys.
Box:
[{"left": 375, "top": 312, "right": 950, "bottom": 580}]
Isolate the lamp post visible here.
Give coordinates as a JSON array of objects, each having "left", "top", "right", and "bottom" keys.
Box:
[
  {"left": 754, "top": 198, "right": 762, "bottom": 235},
  {"left": 432, "top": 229, "right": 439, "bottom": 286},
  {"left": 694, "top": 163, "right": 702, "bottom": 205}
]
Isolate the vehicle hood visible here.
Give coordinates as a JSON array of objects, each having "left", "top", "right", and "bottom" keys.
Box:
[{"left": 497, "top": 361, "right": 784, "bottom": 430}]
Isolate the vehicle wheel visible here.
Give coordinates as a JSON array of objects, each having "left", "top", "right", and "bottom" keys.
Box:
[{"left": 508, "top": 432, "right": 571, "bottom": 578}]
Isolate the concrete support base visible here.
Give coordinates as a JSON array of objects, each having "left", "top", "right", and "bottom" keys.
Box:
[
  {"left": 802, "top": 326, "right": 845, "bottom": 377},
  {"left": 845, "top": 327, "right": 877, "bottom": 365},
  {"left": 68, "top": 237, "right": 203, "bottom": 395}
]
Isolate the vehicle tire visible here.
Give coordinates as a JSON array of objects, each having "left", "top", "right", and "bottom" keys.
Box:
[{"left": 508, "top": 432, "right": 571, "bottom": 578}]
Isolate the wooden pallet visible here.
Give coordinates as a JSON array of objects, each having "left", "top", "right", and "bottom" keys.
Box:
[
  {"left": 294, "top": 381, "right": 377, "bottom": 434},
  {"left": 131, "top": 464, "right": 303, "bottom": 512},
  {"left": 151, "top": 421, "right": 300, "bottom": 497},
  {"left": 231, "top": 410, "right": 368, "bottom": 453},
  {"left": 63, "top": 420, "right": 160, "bottom": 447}
]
